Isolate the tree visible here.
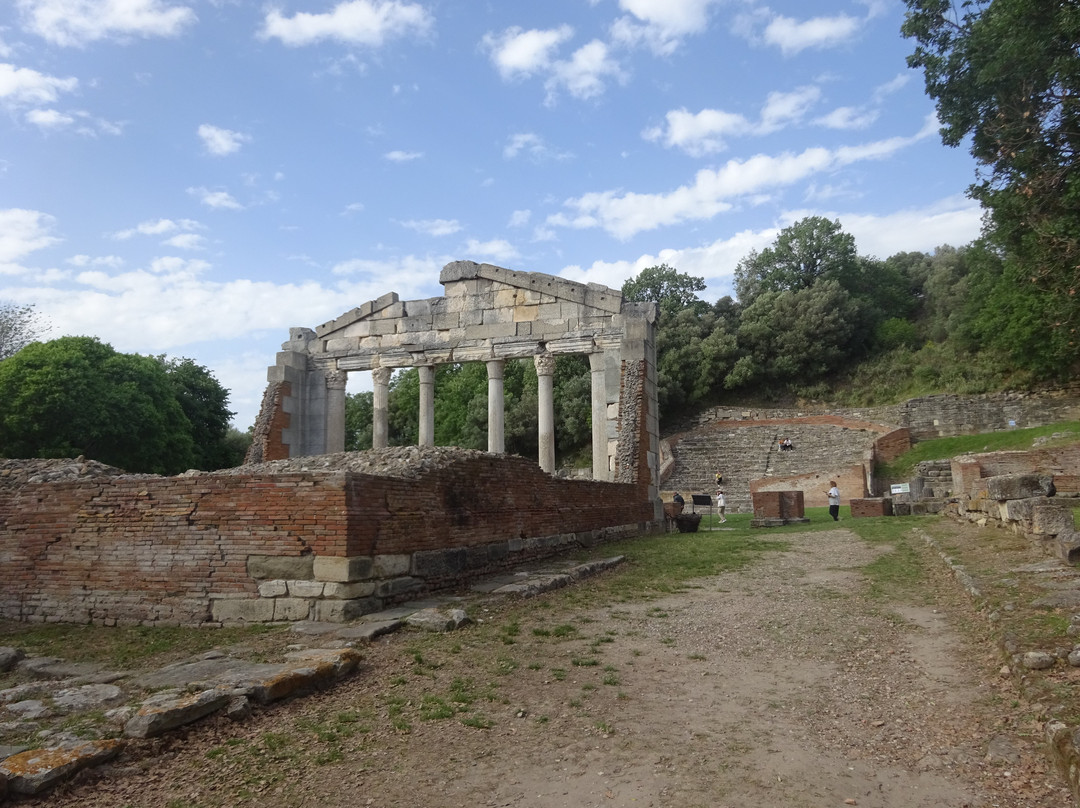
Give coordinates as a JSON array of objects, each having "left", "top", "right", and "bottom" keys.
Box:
[
  {"left": 622, "top": 264, "right": 706, "bottom": 312},
  {"left": 902, "top": 0, "right": 1080, "bottom": 373},
  {"left": 0, "top": 337, "right": 195, "bottom": 473},
  {"left": 733, "top": 217, "right": 858, "bottom": 305},
  {"left": 727, "top": 281, "right": 868, "bottom": 390},
  {"left": 158, "top": 356, "right": 236, "bottom": 470},
  {"left": 0, "top": 302, "right": 45, "bottom": 360},
  {"left": 344, "top": 391, "right": 374, "bottom": 451}
]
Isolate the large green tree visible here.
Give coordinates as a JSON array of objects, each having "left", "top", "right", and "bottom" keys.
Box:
[
  {"left": 622, "top": 263, "right": 706, "bottom": 312},
  {"left": 733, "top": 217, "right": 859, "bottom": 306},
  {"left": 158, "top": 356, "right": 237, "bottom": 470},
  {"left": 0, "top": 337, "right": 196, "bottom": 473},
  {"left": 903, "top": 0, "right": 1080, "bottom": 373}
]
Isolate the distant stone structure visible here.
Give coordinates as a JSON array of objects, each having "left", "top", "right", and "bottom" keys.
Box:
[{"left": 248, "top": 261, "right": 660, "bottom": 500}]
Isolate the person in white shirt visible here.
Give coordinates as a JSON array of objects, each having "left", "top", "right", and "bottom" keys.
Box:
[
  {"left": 826, "top": 481, "right": 840, "bottom": 521},
  {"left": 716, "top": 490, "right": 726, "bottom": 523}
]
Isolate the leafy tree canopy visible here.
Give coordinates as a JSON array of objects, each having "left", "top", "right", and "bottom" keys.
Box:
[
  {"left": 622, "top": 264, "right": 706, "bottom": 312},
  {"left": 733, "top": 217, "right": 858, "bottom": 305},
  {"left": 158, "top": 356, "right": 236, "bottom": 470},
  {"left": 0, "top": 336, "right": 196, "bottom": 473},
  {"left": 903, "top": 0, "right": 1080, "bottom": 373}
]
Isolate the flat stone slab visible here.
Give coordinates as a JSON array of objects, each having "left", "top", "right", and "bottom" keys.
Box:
[{"left": 0, "top": 739, "right": 123, "bottom": 795}]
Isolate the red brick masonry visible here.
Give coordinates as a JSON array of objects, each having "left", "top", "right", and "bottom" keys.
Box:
[{"left": 0, "top": 453, "right": 655, "bottom": 626}]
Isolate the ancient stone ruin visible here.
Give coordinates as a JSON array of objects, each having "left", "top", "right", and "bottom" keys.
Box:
[{"left": 0, "top": 262, "right": 664, "bottom": 627}]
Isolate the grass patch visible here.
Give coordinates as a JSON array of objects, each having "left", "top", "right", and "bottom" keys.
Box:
[{"left": 876, "top": 421, "right": 1080, "bottom": 479}]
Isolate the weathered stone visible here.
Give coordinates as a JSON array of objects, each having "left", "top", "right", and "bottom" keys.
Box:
[
  {"left": 273, "top": 598, "right": 312, "bottom": 622},
  {"left": 412, "top": 548, "right": 467, "bottom": 578},
  {"left": 313, "top": 555, "right": 373, "bottom": 583},
  {"left": 257, "top": 579, "right": 288, "bottom": 598},
  {"left": 0, "top": 739, "right": 122, "bottom": 795},
  {"left": 373, "top": 554, "right": 410, "bottom": 578},
  {"left": 124, "top": 689, "right": 231, "bottom": 738},
  {"left": 51, "top": 684, "right": 125, "bottom": 714},
  {"left": 287, "top": 580, "right": 326, "bottom": 598},
  {"left": 1022, "top": 650, "right": 1056, "bottom": 670},
  {"left": 247, "top": 555, "right": 314, "bottom": 581},
  {"left": 0, "top": 648, "right": 25, "bottom": 673},
  {"left": 405, "top": 607, "right": 472, "bottom": 632},
  {"left": 985, "top": 474, "right": 1054, "bottom": 501},
  {"left": 210, "top": 598, "right": 276, "bottom": 623}
]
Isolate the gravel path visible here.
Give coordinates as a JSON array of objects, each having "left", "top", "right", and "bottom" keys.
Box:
[{"left": 43, "top": 526, "right": 1071, "bottom": 807}]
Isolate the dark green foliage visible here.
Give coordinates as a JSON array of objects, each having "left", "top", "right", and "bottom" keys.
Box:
[
  {"left": 621, "top": 263, "right": 706, "bottom": 311},
  {"left": 344, "top": 391, "right": 373, "bottom": 451},
  {"left": 158, "top": 356, "right": 237, "bottom": 470},
  {"left": 903, "top": 0, "right": 1080, "bottom": 375},
  {"left": 0, "top": 336, "right": 196, "bottom": 473}
]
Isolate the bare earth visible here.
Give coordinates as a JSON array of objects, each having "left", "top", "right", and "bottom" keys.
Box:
[{"left": 43, "top": 526, "right": 1071, "bottom": 808}]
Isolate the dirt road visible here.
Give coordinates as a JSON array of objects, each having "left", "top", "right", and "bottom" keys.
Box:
[{"left": 46, "top": 526, "right": 1070, "bottom": 807}]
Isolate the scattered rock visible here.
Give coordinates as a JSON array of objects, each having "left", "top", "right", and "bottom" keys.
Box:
[
  {"left": 1021, "top": 651, "right": 1056, "bottom": 670},
  {"left": 406, "top": 607, "right": 472, "bottom": 632}
]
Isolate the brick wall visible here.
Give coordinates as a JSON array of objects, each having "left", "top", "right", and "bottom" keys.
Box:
[
  {"left": 0, "top": 454, "right": 654, "bottom": 625},
  {"left": 851, "top": 498, "right": 893, "bottom": 518}
]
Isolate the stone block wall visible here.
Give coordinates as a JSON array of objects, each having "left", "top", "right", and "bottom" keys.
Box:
[
  {"left": 0, "top": 452, "right": 656, "bottom": 626},
  {"left": 947, "top": 446, "right": 1080, "bottom": 564}
]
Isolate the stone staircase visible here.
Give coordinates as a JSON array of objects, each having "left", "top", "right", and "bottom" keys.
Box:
[{"left": 662, "top": 421, "right": 880, "bottom": 513}]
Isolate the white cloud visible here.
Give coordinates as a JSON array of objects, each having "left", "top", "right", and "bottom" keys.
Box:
[
  {"left": 162, "top": 233, "right": 206, "bottom": 249},
  {"left": 0, "top": 208, "right": 60, "bottom": 264},
  {"left": 555, "top": 124, "right": 934, "bottom": 239},
  {"left": 17, "top": 0, "right": 197, "bottom": 47},
  {"left": 340, "top": 202, "right": 365, "bottom": 216},
  {"left": 198, "top": 123, "right": 251, "bottom": 156},
  {"left": 0, "top": 62, "right": 77, "bottom": 105},
  {"left": 399, "top": 218, "right": 461, "bottom": 237},
  {"left": 384, "top": 149, "right": 423, "bottom": 162},
  {"left": 25, "top": 107, "right": 75, "bottom": 128},
  {"left": 816, "top": 106, "right": 878, "bottom": 130},
  {"left": 482, "top": 25, "right": 574, "bottom": 80},
  {"left": 67, "top": 254, "right": 124, "bottom": 268},
  {"left": 644, "top": 86, "right": 821, "bottom": 156},
  {"left": 259, "top": 0, "right": 433, "bottom": 48},
  {"left": 611, "top": 0, "right": 722, "bottom": 55},
  {"left": 508, "top": 209, "right": 531, "bottom": 228},
  {"left": 559, "top": 196, "right": 985, "bottom": 301},
  {"left": 112, "top": 218, "right": 201, "bottom": 239},
  {"left": 762, "top": 14, "right": 862, "bottom": 56},
  {"left": 463, "top": 238, "right": 519, "bottom": 263},
  {"left": 503, "top": 132, "right": 571, "bottom": 161},
  {"left": 188, "top": 187, "right": 242, "bottom": 210},
  {"left": 544, "top": 39, "right": 625, "bottom": 104}
]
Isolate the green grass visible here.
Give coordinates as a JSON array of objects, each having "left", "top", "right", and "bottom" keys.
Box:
[
  {"left": 0, "top": 622, "right": 283, "bottom": 668},
  {"left": 877, "top": 420, "right": 1080, "bottom": 479}
]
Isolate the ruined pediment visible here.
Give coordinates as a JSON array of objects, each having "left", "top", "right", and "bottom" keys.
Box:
[{"left": 296, "top": 261, "right": 639, "bottom": 371}]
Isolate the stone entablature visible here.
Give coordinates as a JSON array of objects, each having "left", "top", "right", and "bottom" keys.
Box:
[{"left": 251, "top": 261, "right": 660, "bottom": 504}]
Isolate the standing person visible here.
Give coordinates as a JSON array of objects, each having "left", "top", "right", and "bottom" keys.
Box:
[
  {"left": 826, "top": 481, "right": 840, "bottom": 521},
  {"left": 716, "top": 489, "right": 726, "bottom": 523}
]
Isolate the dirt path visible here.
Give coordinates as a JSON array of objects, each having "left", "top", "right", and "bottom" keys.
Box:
[{"left": 45, "top": 528, "right": 1070, "bottom": 807}]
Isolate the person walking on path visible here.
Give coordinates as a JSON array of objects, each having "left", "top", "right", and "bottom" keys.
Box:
[
  {"left": 826, "top": 481, "right": 840, "bottom": 521},
  {"left": 715, "top": 490, "right": 726, "bottom": 523}
]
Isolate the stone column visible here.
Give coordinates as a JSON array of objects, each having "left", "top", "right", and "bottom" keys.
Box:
[
  {"left": 418, "top": 364, "right": 435, "bottom": 447},
  {"left": 325, "top": 370, "right": 348, "bottom": 454},
  {"left": 486, "top": 359, "right": 505, "bottom": 454},
  {"left": 589, "top": 352, "right": 609, "bottom": 481},
  {"left": 535, "top": 353, "right": 556, "bottom": 473},
  {"left": 371, "top": 366, "right": 391, "bottom": 450}
]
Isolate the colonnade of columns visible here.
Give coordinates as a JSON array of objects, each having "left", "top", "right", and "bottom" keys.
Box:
[{"left": 325, "top": 352, "right": 609, "bottom": 478}]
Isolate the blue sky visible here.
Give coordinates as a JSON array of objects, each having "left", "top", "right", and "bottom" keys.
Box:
[{"left": 0, "top": 0, "right": 983, "bottom": 430}]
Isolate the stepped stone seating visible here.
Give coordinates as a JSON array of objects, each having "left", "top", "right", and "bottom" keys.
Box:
[{"left": 663, "top": 421, "right": 880, "bottom": 513}]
